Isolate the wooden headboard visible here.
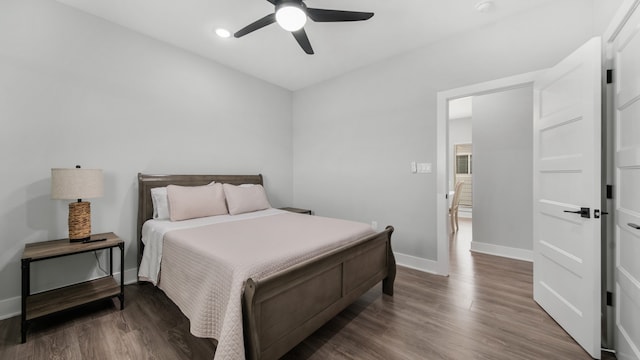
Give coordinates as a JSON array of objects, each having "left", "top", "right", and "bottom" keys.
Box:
[{"left": 136, "top": 173, "right": 264, "bottom": 267}]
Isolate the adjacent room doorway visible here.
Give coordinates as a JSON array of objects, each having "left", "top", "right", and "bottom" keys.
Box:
[
  {"left": 453, "top": 143, "right": 473, "bottom": 211},
  {"left": 448, "top": 96, "right": 473, "bottom": 236},
  {"left": 438, "top": 36, "right": 608, "bottom": 359},
  {"left": 436, "top": 71, "right": 540, "bottom": 276}
]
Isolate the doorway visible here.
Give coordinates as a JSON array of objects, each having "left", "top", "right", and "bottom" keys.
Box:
[
  {"left": 453, "top": 144, "right": 473, "bottom": 215},
  {"left": 436, "top": 71, "right": 542, "bottom": 277},
  {"left": 448, "top": 100, "right": 474, "bottom": 277},
  {"left": 448, "top": 96, "right": 473, "bottom": 225}
]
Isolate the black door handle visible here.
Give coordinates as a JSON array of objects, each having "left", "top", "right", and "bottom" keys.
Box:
[
  {"left": 564, "top": 207, "right": 590, "bottom": 218},
  {"left": 629, "top": 223, "right": 640, "bottom": 230}
]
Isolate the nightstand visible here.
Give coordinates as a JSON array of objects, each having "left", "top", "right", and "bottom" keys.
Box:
[
  {"left": 279, "top": 207, "right": 312, "bottom": 215},
  {"left": 21, "top": 232, "right": 124, "bottom": 343}
]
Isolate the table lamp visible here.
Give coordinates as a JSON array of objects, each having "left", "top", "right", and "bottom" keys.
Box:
[{"left": 51, "top": 166, "right": 104, "bottom": 242}]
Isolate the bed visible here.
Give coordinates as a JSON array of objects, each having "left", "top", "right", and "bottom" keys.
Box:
[{"left": 136, "top": 173, "right": 396, "bottom": 360}]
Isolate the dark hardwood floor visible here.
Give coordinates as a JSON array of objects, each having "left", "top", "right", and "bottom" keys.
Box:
[{"left": 0, "top": 218, "right": 615, "bottom": 359}]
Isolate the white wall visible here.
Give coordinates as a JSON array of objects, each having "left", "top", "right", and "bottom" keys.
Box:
[
  {"left": 0, "top": 0, "right": 292, "bottom": 316},
  {"left": 471, "top": 86, "right": 533, "bottom": 259},
  {"left": 292, "top": 0, "right": 596, "bottom": 269},
  {"left": 594, "top": 0, "right": 625, "bottom": 34}
]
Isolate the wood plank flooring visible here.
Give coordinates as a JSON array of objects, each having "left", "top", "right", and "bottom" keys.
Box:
[{"left": 0, "top": 218, "right": 615, "bottom": 359}]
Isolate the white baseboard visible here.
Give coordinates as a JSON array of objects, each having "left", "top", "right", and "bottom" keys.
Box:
[
  {"left": 394, "top": 252, "right": 445, "bottom": 275},
  {"left": 470, "top": 241, "right": 533, "bottom": 262},
  {"left": 0, "top": 296, "right": 20, "bottom": 321},
  {"left": 0, "top": 268, "right": 139, "bottom": 321},
  {"left": 123, "top": 267, "right": 139, "bottom": 285}
]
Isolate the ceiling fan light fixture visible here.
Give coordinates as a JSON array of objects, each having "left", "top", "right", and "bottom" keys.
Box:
[{"left": 275, "top": 4, "right": 307, "bottom": 32}]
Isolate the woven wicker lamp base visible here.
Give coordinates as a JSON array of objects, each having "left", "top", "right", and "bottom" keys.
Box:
[{"left": 68, "top": 201, "right": 91, "bottom": 242}]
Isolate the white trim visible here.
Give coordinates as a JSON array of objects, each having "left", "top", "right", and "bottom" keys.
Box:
[
  {"left": 606, "top": 0, "right": 640, "bottom": 355},
  {"left": 0, "top": 268, "right": 139, "bottom": 320},
  {"left": 0, "top": 296, "right": 20, "bottom": 321},
  {"left": 603, "top": 0, "right": 640, "bottom": 44},
  {"left": 439, "top": 71, "right": 545, "bottom": 100},
  {"left": 394, "top": 252, "right": 445, "bottom": 275},
  {"left": 470, "top": 241, "right": 533, "bottom": 262},
  {"left": 436, "top": 90, "right": 450, "bottom": 276},
  {"left": 123, "top": 267, "right": 139, "bottom": 285},
  {"left": 436, "top": 70, "right": 544, "bottom": 277}
]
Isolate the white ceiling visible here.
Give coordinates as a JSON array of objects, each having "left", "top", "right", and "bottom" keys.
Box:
[{"left": 56, "top": 0, "right": 556, "bottom": 90}]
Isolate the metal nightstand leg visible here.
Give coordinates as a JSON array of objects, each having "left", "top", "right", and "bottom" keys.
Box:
[
  {"left": 21, "top": 258, "right": 30, "bottom": 343},
  {"left": 119, "top": 242, "right": 124, "bottom": 310}
]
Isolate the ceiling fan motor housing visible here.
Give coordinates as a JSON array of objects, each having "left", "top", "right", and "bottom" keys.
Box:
[{"left": 275, "top": 0, "right": 307, "bottom": 13}]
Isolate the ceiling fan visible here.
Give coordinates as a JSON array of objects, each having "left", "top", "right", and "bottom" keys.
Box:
[{"left": 234, "top": 0, "right": 374, "bottom": 55}]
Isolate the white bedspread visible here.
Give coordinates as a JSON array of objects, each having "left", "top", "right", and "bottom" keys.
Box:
[
  {"left": 138, "top": 210, "right": 375, "bottom": 360},
  {"left": 138, "top": 208, "right": 285, "bottom": 285}
]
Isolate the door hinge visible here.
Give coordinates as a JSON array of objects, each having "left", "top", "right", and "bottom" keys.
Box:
[
  {"left": 606, "top": 185, "right": 613, "bottom": 199},
  {"left": 606, "top": 69, "right": 613, "bottom": 84},
  {"left": 607, "top": 291, "right": 613, "bottom": 306}
]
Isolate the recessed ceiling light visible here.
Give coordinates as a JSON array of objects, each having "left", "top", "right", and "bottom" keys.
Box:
[
  {"left": 215, "top": 28, "right": 231, "bottom": 38},
  {"left": 475, "top": 0, "right": 495, "bottom": 13}
]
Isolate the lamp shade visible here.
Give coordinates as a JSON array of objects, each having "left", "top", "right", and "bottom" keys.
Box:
[{"left": 51, "top": 168, "right": 104, "bottom": 200}]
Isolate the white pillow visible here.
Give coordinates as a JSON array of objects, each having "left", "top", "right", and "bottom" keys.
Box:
[
  {"left": 151, "top": 187, "right": 169, "bottom": 220},
  {"left": 223, "top": 183, "right": 271, "bottom": 215},
  {"left": 167, "top": 183, "right": 228, "bottom": 221},
  {"left": 151, "top": 181, "right": 215, "bottom": 220}
]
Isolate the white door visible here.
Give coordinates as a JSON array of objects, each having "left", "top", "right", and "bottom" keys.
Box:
[
  {"left": 611, "top": 2, "right": 640, "bottom": 359},
  {"left": 533, "top": 37, "right": 602, "bottom": 358}
]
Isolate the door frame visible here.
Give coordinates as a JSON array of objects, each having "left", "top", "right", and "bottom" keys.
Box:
[
  {"left": 436, "top": 70, "right": 543, "bottom": 275},
  {"left": 603, "top": 0, "right": 640, "bottom": 44},
  {"left": 602, "top": 0, "right": 640, "bottom": 354}
]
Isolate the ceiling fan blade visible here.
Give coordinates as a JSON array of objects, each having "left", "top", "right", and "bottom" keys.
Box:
[
  {"left": 234, "top": 13, "right": 276, "bottom": 38},
  {"left": 307, "top": 8, "right": 374, "bottom": 22},
  {"left": 292, "top": 28, "right": 314, "bottom": 55}
]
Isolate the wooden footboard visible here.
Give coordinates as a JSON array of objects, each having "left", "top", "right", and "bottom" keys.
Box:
[{"left": 242, "top": 226, "right": 396, "bottom": 360}]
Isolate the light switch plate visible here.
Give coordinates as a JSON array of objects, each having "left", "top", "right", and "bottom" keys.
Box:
[{"left": 417, "top": 163, "right": 432, "bottom": 173}]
